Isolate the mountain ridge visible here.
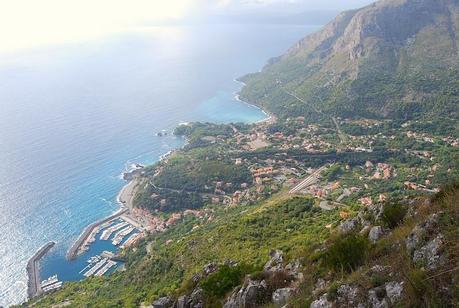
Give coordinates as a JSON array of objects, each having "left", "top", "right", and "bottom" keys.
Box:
[{"left": 240, "top": 0, "right": 459, "bottom": 120}]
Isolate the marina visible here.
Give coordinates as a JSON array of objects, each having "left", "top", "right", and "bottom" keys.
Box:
[
  {"left": 83, "top": 258, "right": 108, "bottom": 277},
  {"left": 112, "top": 226, "right": 135, "bottom": 246},
  {"left": 120, "top": 232, "right": 144, "bottom": 249},
  {"left": 94, "top": 260, "right": 117, "bottom": 276},
  {"left": 42, "top": 281, "right": 63, "bottom": 293},
  {"left": 40, "top": 275, "right": 63, "bottom": 293},
  {"left": 66, "top": 208, "right": 128, "bottom": 260},
  {"left": 40, "top": 275, "right": 58, "bottom": 288},
  {"left": 100, "top": 221, "right": 129, "bottom": 240}
]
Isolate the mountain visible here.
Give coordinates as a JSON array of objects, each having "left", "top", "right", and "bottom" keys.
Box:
[
  {"left": 19, "top": 1, "right": 459, "bottom": 307},
  {"left": 239, "top": 0, "right": 459, "bottom": 120}
]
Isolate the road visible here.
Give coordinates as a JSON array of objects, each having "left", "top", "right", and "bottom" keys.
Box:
[
  {"left": 289, "top": 165, "right": 328, "bottom": 194},
  {"left": 280, "top": 87, "right": 347, "bottom": 143}
]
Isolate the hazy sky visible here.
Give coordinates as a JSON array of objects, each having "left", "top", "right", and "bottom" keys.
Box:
[{"left": 0, "top": 0, "right": 375, "bottom": 52}]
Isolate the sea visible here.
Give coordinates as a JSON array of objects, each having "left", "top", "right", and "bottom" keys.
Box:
[{"left": 0, "top": 24, "right": 319, "bottom": 306}]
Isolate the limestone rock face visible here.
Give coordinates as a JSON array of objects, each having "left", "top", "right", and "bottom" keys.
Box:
[
  {"left": 368, "top": 226, "right": 385, "bottom": 243},
  {"left": 310, "top": 294, "right": 333, "bottom": 308},
  {"left": 413, "top": 234, "right": 445, "bottom": 269},
  {"left": 223, "top": 280, "right": 268, "bottom": 308},
  {"left": 384, "top": 281, "right": 404, "bottom": 304},
  {"left": 339, "top": 218, "right": 360, "bottom": 234},
  {"left": 241, "top": 0, "right": 459, "bottom": 119},
  {"left": 406, "top": 213, "right": 439, "bottom": 252},
  {"left": 264, "top": 250, "right": 284, "bottom": 272},
  {"left": 272, "top": 288, "right": 295, "bottom": 307},
  {"left": 152, "top": 296, "right": 172, "bottom": 308}
]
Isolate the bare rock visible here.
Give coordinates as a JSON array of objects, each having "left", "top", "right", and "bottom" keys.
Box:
[
  {"left": 152, "top": 296, "right": 173, "bottom": 308},
  {"left": 272, "top": 287, "right": 295, "bottom": 307},
  {"left": 384, "top": 281, "right": 404, "bottom": 304},
  {"left": 310, "top": 294, "right": 332, "bottom": 308},
  {"left": 203, "top": 263, "right": 218, "bottom": 275},
  {"left": 175, "top": 295, "right": 189, "bottom": 308},
  {"left": 368, "top": 287, "right": 389, "bottom": 308},
  {"left": 336, "top": 284, "right": 360, "bottom": 305},
  {"left": 406, "top": 213, "right": 439, "bottom": 252},
  {"left": 359, "top": 225, "right": 371, "bottom": 235},
  {"left": 413, "top": 234, "right": 445, "bottom": 270},
  {"left": 285, "top": 259, "right": 303, "bottom": 281},
  {"left": 368, "top": 226, "right": 385, "bottom": 243},
  {"left": 224, "top": 280, "right": 268, "bottom": 308},
  {"left": 264, "top": 250, "right": 284, "bottom": 272},
  {"left": 339, "top": 218, "right": 359, "bottom": 234}
]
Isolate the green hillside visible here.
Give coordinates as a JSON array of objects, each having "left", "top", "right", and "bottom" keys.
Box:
[{"left": 240, "top": 0, "right": 459, "bottom": 121}]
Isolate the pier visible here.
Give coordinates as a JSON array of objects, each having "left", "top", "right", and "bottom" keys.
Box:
[
  {"left": 66, "top": 208, "right": 127, "bottom": 260},
  {"left": 26, "top": 241, "right": 56, "bottom": 299},
  {"left": 112, "top": 226, "right": 135, "bottom": 246},
  {"left": 100, "top": 221, "right": 129, "bottom": 240}
]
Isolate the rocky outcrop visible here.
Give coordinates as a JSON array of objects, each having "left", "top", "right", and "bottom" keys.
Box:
[
  {"left": 338, "top": 218, "right": 360, "bottom": 234},
  {"left": 309, "top": 281, "right": 404, "bottom": 307},
  {"left": 406, "top": 213, "right": 445, "bottom": 269},
  {"left": 272, "top": 287, "right": 295, "bottom": 307},
  {"left": 152, "top": 296, "right": 173, "bottom": 308},
  {"left": 263, "top": 250, "right": 284, "bottom": 272},
  {"left": 368, "top": 226, "right": 385, "bottom": 243},
  {"left": 223, "top": 280, "right": 268, "bottom": 308},
  {"left": 412, "top": 234, "right": 445, "bottom": 270},
  {"left": 222, "top": 250, "right": 302, "bottom": 308},
  {"left": 175, "top": 288, "right": 204, "bottom": 308},
  {"left": 368, "top": 281, "right": 404, "bottom": 308},
  {"left": 310, "top": 294, "right": 333, "bottom": 308}
]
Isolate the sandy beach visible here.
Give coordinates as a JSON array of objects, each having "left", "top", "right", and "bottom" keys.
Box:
[{"left": 117, "top": 177, "right": 140, "bottom": 211}]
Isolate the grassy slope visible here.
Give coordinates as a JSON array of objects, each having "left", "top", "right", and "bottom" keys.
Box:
[{"left": 26, "top": 195, "right": 346, "bottom": 307}]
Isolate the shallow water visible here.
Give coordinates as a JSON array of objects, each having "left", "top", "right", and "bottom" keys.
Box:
[{"left": 0, "top": 24, "right": 319, "bottom": 306}]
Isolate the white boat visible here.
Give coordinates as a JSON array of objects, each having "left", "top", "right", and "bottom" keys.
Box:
[{"left": 40, "top": 275, "right": 58, "bottom": 288}]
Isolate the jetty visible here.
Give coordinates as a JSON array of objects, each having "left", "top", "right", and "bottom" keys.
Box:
[
  {"left": 27, "top": 241, "right": 56, "bottom": 299},
  {"left": 66, "top": 208, "right": 127, "bottom": 260}
]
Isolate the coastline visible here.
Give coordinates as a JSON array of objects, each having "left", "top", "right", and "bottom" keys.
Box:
[
  {"left": 27, "top": 241, "right": 55, "bottom": 299},
  {"left": 66, "top": 207, "right": 127, "bottom": 260},
  {"left": 59, "top": 78, "right": 272, "bottom": 284},
  {"left": 233, "top": 78, "right": 277, "bottom": 125}
]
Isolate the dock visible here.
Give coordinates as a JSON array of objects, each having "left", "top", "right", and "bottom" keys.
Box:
[
  {"left": 120, "top": 232, "right": 144, "bottom": 249},
  {"left": 66, "top": 208, "right": 128, "bottom": 260},
  {"left": 94, "top": 260, "right": 117, "bottom": 276},
  {"left": 83, "top": 258, "right": 108, "bottom": 277},
  {"left": 100, "top": 221, "right": 129, "bottom": 241},
  {"left": 112, "top": 226, "right": 135, "bottom": 246},
  {"left": 26, "top": 241, "right": 56, "bottom": 299}
]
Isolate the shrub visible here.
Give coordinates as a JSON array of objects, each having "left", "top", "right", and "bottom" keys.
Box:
[
  {"left": 322, "top": 234, "right": 369, "bottom": 273},
  {"left": 381, "top": 203, "right": 407, "bottom": 229},
  {"left": 200, "top": 264, "right": 253, "bottom": 298},
  {"left": 265, "top": 270, "right": 294, "bottom": 293}
]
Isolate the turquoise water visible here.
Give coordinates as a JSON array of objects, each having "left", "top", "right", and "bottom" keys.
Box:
[{"left": 0, "top": 24, "right": 319, "bottom": 306}]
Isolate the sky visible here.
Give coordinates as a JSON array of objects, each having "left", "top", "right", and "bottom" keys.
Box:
[{"left": 0, "top": 0, "right": 375, "bottom": 52}]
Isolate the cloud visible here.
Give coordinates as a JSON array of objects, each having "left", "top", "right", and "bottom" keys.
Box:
[
  {"left": 0, "top": 0, "right": 374, "bottom": 52},
  {"left": 0, "top": 0, "right": 194, "bottom": 51}
]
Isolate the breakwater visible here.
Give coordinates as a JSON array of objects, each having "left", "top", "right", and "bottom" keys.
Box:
[
  {"left": 66, "top": 208, "right": 128, "bottom": 260},
  {"left": 26, "top": 241, "right": 56, "bottom": 299}
]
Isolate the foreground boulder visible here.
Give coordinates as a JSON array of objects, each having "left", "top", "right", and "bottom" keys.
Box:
[
  {"left": 272, "top": 287, "right": 295, "bottom": 307},
  {"left": 224, "top": 279, "right": 268, "bottom": 308},
  {"left": 152, "top": 296, "right": 173, "bottom": 308}
]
